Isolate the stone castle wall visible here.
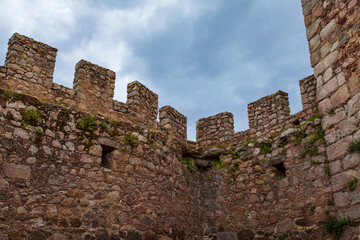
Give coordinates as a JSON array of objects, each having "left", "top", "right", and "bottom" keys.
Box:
[
  {"left": 1, "top": 33, "right": 162, "bottom": 130},
  {"left": 159, "top": 106, "right": 187, "bottom": 141},
  {"left": 0, "top": 91, "right": 200, "bottom": 239},
  {"left": 195, "top": 75, "right": 318, "bottom": 147},
  {"left": 0, "top": 0, "right": 359, "bottom": 239},
  {"left": 302, "top": 0, "right": 360, "bottom": 226}
]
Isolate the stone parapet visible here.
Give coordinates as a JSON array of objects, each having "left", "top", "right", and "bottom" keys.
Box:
[
  {"left": 127, "top": 81, "right": 159, "bottom": 128},
  {"left": 248, "top": 90, "right": 290, "bottom": 131},
  {"left": 299, "top": 75, "right": 316, "bottom": 110},
  {"left": 74, "top": 60, "right": 116, "bottom": 115},
  {"left": 5, "top": 33, "right": 57, "bottom": 88},
  {"left": 196, "top": 112, "right": 234, "bottom": 146},
  {"left": 0, "top": 33, "right": 170, "bottom": 132},
  {"left": 159, "top": 105, "right": 187, "bottom": 141}
]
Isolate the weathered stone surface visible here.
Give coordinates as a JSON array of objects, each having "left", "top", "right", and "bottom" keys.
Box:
[
  {"left": 275, "top": 218, "right": 293, "bottom": 233},
  {"left": 331, "top": 170, "right": 357, "bottom": 192},
  {"left": 14, "top": 127, "right": 30, "bottom": 139},
  {"left": 320, "top": 19, "right": 336, "bottom": 40},
  {"left": 294, "top": 218, "right": 313, "bottom": 227},
  {"left": 326, "top": 136, "right": 351, "bottom": 161},
  {"left": 330, "top": 85, "right": 350, "bottom": 108},
  {"left": 334, "top": 192, "right": 350, "bottom": 208},
  {"left": 217, "top": 232, "right": 237, "bottom": 240},
  {"left": 347, "top": 92, "right": 360, "bottom": 116},
  {"left": 0, "top": 176, "right": 9, "bottom": 190},
  {"left": 0, "top": 3, "right": 358, "bottom": 237},
  {"left": 3, "top": 163, "right": 31, "bottom": 179},
  {"left": 236, "top": 229, "right": 254, "bottom": 240},
  {"left": 306, "top": 19, "right": 321, "bottom": 40}
]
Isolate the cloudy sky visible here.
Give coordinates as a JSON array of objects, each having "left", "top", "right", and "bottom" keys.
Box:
[{"left": 0, "top": 0, "right": 312, "bottom": 140}]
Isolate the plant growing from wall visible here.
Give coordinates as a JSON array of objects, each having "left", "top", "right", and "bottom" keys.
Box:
[
  {"left": 307, "top": 146, "right": 319, "bottom": 156},
  {"left": 56, "top": 107, "right": 70, "bottom": 130},
  {"left": 310, "top": 205, "right": 316, "bottom": 213},
  {"left": 214, "top": 157, "right": 227, "bottom": 170},
  {"left": 348, "top": 177, "right": 358, "bottom": 191},
  {"left": 327, "top": 199, "right": 335, "bottom": 206},
  {"left": 182, "top": 157, "right": 195, "bottom": 172},
  {"left": 311, "top": 160, "right": 321, "bottom": 165},
  {"left": 3, "top": 89, "right": 21, "bottom": 100},
  {"left": 233, "top": 151, "right": 241, "bottom": 160},
  {"left": 76, "top": 114, "right": 98, "bottom": 132},
  {"left": 293, "top": 128, "right": 307, "bottom": 144},
  {"left": 324, "top": 217, "right": 353, "bottom": 237},
  {"left": 124, "top": 133, "right": 139, "bottom": 147},
  {"left": 327, "top": 108, "right": 335, "bottom": 115},
  {"left": 348, "top": 138, "right": 360, "bottom": 154},
  {"left": 260, "top": 142, "right": 272, "bottom": 154},
  {"left": 307, "top": 126, "right": 325, "bottom": 143},
  {"left": 101, "top": 121, "right": 107, "bottom": 128},
  {"left": 277, "top": 174, "right": 286, "bottom": 181},
  {"left": 21, "top": 108, "right": 42, "bottom": 126}
]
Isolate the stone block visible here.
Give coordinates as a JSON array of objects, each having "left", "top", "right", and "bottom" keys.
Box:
[
  {"left": 334, "top": 191, "right": 350, "bottom": 208},
  {"left": 347, "top": 92, "right": 360, "bottom": 117},
  {"left": 326, "top": 136, "right": 351, "bottom": 161},
  {"left": 3, "top": 163, "right": 31, "bottom": 179},
  {"left": 275, "top": 218, "right": 293, "bottom": 233},
  {"left": 217, "top": 232, "right": 237, "bottom": 240},
  {"left": 331, "top": 170, "right": 357, "bottom": 192},
  {"left": 320, "top": 19, "right": 336, "bottom": 40}
]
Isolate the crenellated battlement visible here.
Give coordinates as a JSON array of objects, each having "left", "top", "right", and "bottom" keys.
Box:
[
  {"left": 248, "top": 90, "right": 290, "bottom": 131},
  {"left": 0, "top": 33, "right": 329, "bottom": 146},
  {"left": 1, "top": 1, "right": 359, "bottom": 238},
  {"left": 195, "top": 75, "right": 317, "bottom": 146},
  {"left": 0, "top": 33, "right": 167, "bottom": 131}
]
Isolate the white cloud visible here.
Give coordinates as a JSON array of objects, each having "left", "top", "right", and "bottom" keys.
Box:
[{"left": 0, "top": 0, "right": 80, "bottom": 42}]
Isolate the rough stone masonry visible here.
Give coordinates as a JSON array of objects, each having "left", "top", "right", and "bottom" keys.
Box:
[{"left": 0, "top": 0, "right": 359, "bottom": 239}]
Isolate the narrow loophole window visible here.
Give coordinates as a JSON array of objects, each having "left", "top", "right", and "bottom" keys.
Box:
[
  {"left": 273, "top": 162, "right": 286, "bottom": 178},
  {"left": 101, "top": 145, "right": 115, "bottom": 168}
]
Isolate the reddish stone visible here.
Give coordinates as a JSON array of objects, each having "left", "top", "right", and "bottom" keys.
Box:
[
  {"left": 347, "top": 93, "right": 360, "bottom": 118},
  {"left": 317, "top": 76, "right": 338, "bottom": 100},
  {"left": 3, "top": 163, "right": 31, "bottom": 179},
  {"left": 334, "top": 192, "right": 350, "bottom": 208},
  {"left": 318, "top": 98, "right": 332, "bottom": 115},
  {"left": 348, "top": 0, "right": 357, "bottom": 9},
  {"left": 323, "top": 51, "right": 339, "bottom": 68},
  {"left": 70, "top": 218, "right": 82, "bottom": 227},
  {"left": 329, "top": 9, "right": 340, "bottom": 19},
  {"left": 326, "top": 136, "right": 351, "bottom": 161},
  {"left": 312, "top": 2, "right": 323, "bottom": 18},
  {"left": 248, "top": 194, "right": 259, "bottom": 203},
  {"left": 330, "top": 85, "right": 350, "bottom": 108},
  {"left": 310, "top": 51, "right": 320, "bottom": 67},
  {"left": 306, "top": 19, "right": 321, "bottom": 40},
  {"left": 349, "top": 75, "right": 360, "bottom": 96},
  {"left": 331, "top": 170, "right": 356, "bottom": 192},
  {"left": 276, "top": 218, "right": 293, "bottom": 233},
  {"left": 314, "top": 61, "right": 325, "bottom": 77},
  {"left": 133, "top": 203, "right": 148, "bottom": 214},
  {"left": 0, "top": 176, "right": 9, "bottom": 190}
]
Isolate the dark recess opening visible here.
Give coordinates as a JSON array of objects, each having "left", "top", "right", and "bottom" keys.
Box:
[
  {"left": 101, "top": 145, "right": 115, "bottom": 168},
  {"left": 293, "top": 119, "right": 300, "bottom": 125},
  {"left": 273, "top": 162, "right": 286, "bottom": 177}
]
